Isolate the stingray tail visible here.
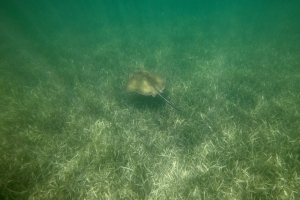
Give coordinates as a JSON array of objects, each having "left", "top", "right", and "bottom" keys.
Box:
[{"left": 157, "top": 93, "right": 181, "bottom": 111}]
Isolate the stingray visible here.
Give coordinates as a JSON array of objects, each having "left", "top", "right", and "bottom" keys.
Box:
[{"left": 125, "top": 70, "right": 180, "bottom": 111}]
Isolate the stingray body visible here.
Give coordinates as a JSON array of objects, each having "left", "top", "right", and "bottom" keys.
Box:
[{"left": 125, "top": 70, "right": 180, "bottom": 111}]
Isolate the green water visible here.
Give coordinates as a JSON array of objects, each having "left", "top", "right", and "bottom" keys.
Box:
[{"left": 1, "top": 1, "right": 300, "bottom": 199}]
